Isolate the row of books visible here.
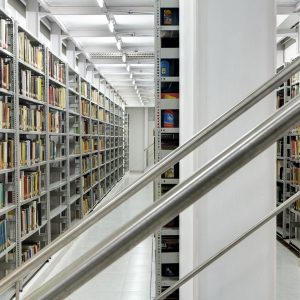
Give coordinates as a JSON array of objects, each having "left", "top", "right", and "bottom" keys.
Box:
[
  {"left": 20, "top": 171, "right": 42, "bottom": 201},
  {"left": 91, "top": 89, "right": 100, "bottom": 104},
  {"left": 0, "top": 140, "right": 14, "bottom": 170},
  {"left": 49, "top": 53, "right": 65, "bottom": 84},
  {"left": 81, "top": 99, "right": 90, "bottom": 117},
  {"left": 92, "top": 155, "right": 99, "bottom": 168},
  {"left": 19, "top": 140, "right": 45, "bottom": 167},
  {"left": 0, "top": 19, "right": 9, "bottom": 50},
  {"left": 91, "top": 104, "right": 97, "bottom": 119},
  {"left": 49, "top": 85, "right": 66, "bottom": 109},
  {"left": 290, "top": 139, "right": 300, "bottom": 159},
  {"left": 82, "top": 139, "right": 90, "bottom": 154},
  {"left": 0, "top": 99, "right": 12, "bottom": 129},
  {"left": 20, "top": 105, "right": 44, "bottom": 132},
  {"left": 81, "top": 82, "right": 89, "bottom": 98},
  {"left": 82, "top": 156, "right": 91, "bottom": 173},
  {"left": 82, "top": 174, "right": 91, "bottom": 192},
  {"left": 0, "top": 219, "right": 8, "bottom": 252},
  {"left": 82, "top": 196, "right": 90, "bottom": 215},
  {"left": 20, "top": 70, "right": 44, "bottom": 101},
  {"left": 291, "top": 72, "right": 299, "bottom": 85},
  {"left": 18, "top": 32, "right": 43, "bottom": 71},
  {"left": 21, "top": 201, "right": 42, "bottom": 235},
  {"left": 49, "top": 111, "right": 63, "bottom": 133},
  {"left": 290, "top": 166, "right": 300, "bottom": 186},
  {"left": 22, "top": 242, "right": 40, "bottom": 263},
  {"left": 92, "top": 171, "right": 98, "bottom": 185},
  {"left": 0, "top": 58, "right": 11, "bottom": 91},
  {"left": 81, "top": 119, "right": 89, "bottom": 135}
]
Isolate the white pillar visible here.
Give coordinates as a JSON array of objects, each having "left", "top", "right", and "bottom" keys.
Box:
[
  {"left": 51, "top": 23, "right": 62, "bottom": 57},
  {"left": 26, "top": 0, "right": 40, "bottom": 38},
  {"left": 180, "top": 0, "right": 276, "bottom": 299},
  {"left": 0, "top": 0, "right": 6, "bottom": 10},
  {"left": 67, "top": 40, "right": 76, "bottom": 69},
  {"left": 78, "top": 54, "right": 87, "bottom": 78}
]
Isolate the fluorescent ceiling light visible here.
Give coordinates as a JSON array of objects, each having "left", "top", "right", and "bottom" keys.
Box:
[
  {"left": 122, "top": 53, "right": 127, "bottom": 63},
  {"left": 97, "top": 0, "right": 104, "bottom": 8},
  {"left": 132, "top": 79, "right": 136, "bottom": 85},
  {"left": 130, "top": 72, "right": 133, "bottom": 79},
  {"left": 116, "top": 39, "right": 122, "bottom": 51},
  {"left": 135, "top": 85, "right": 138, "bottom": 90},
  {"left": 126, "top": 64, "right": 131, "bottom": 72},
  {"left": 108, "top": 19, "right": 115, "bottom": 32}
]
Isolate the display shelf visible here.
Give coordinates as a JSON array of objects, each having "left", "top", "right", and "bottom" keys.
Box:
[
  {"left": 276, "top": 63, "right": 300, "bottom": 252},
  {"left": 0, "top": 10, "right": 126, "bottom": 295},
  {"left": 0, "top": 204, "right": 16, "bottom": 216}
]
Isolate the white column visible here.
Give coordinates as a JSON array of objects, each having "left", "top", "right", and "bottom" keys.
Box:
[
  {"left": 26, "top": 0, "right": 40, "bottom": 38},
  {"left": 180, "top": 0, "right": 276, "bottom": 299},
  {"left": 67, "top": 40, "right": 76, "bottom": 69},
  {"left": 51, "top": 23, "right": 62, "bottom": 57},
  {"left": 0, "top": 0, "right": 6, "bottom": 10},
  {"left": 78, "top": 54, "right": 87, "bottom": 79}
]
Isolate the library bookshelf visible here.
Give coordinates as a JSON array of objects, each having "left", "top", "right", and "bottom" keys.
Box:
[
  {"left": 155, "top": 0, "right": 180, "bottom": 299},
  {"left": 276, "top": 63, "right": 300, "bottom": 255},
  {"left": 0, "top": 8, "right": 125, "bottom": 297}
]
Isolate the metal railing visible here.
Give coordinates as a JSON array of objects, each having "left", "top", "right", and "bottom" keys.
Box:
[
  {"left": 24, "top": 93, "right": 300, "bottom": 300},
  {"left": 1, "top": 58, "right": 300, "bottom": 299}
]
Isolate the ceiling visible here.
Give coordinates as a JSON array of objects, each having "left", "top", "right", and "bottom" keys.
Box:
[{"left": 41, "top": 0, "right": 155, "bottom": 107}]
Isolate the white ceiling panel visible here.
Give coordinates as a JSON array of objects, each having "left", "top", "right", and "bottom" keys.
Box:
[{"left": 55, "top": 15, "right": 108, "bottom": 29}]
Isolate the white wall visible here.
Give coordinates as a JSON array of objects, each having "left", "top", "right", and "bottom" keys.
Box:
[
  {"left": 180, "top": 0, "right": 276, "bottom": 299},
  {"left": 127, "top": 108, "right": 146, "bottom": 172}
]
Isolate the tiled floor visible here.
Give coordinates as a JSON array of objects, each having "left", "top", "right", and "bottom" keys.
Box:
[
  {"left": 19, "top": 173, "right": 300, "bottom": 300},
  {"left": 21, "top": 173, "right": 155, "bottom": 300}
]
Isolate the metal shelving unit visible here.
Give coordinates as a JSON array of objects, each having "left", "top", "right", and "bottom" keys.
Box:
[
  {"left": 155, "top": 0, "right": 180, "bottom": 298},
  {"left": 0, "top": 9, "right": 126, "bottom": 297},
  {"left": 276, "top": 63, "right": 300, "bottom": 254}
]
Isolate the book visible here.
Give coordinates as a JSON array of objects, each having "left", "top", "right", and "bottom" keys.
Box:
[
  {"left": 48, "top": 111, "right": 63, "bottom": 133},
  {"left": 0, "top": 19, "right": 8, "bottom": 50},
  {"left": 91, "top": 89, "right": 100, "bottom": 104},
  {"left": 0, "top": 98, "right": 12, "bottom": 129},
  {"left": 18, "top": 31, "right": 43, "bottom": 71},
  {"left": 0, "top": 140, "right": 14, "bottom": 169},
  {"left": 20, "top": 69, "right": 44, "bottom": 101},
  {"left": 19, "top": 105, "right": 44, "bottom": 132},
  {"left": 49, "top": 52, "right": 65, "bottom": 84},
  {"left": 48, "top": 85, "right": 66, "bottom": 109},
  {"left": 80, "top": 99, "right": 90, "bottom": 117},
  {"left": 19, "top": 171, "right": 41, "bottom": 201},
  {"left": 0, "top": 57, "right": 11, "bottom": 90},
  {"left": 0, "top": 183, "right": 4, "bottom": 209},
  {"left": 81, "top": 82, "right": 88, "bottom": 98},
  {"left": 22, "top": 241, "right": 40, "bottom": 262},
  {"left": 19, "top": 140, "right": 45, "bottom": 166}
]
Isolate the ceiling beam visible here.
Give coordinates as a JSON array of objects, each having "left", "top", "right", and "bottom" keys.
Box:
[
  {"left": 49, "top": 6, "right": 154, "bottom": 16},
  {"left": 69, "top": 29, "right": 154, "bottom": 38},
  {"left": 277, "top": 27, "right": 298, "bottom": 38},
  {"left": 277, "top": 1, "right": 297, "bottom": 14}
]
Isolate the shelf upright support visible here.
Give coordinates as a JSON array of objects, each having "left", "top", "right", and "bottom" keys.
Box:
[
  {"left": 26, "top": 0, "right": 40, "bottom": 38},
  {"left": 154, "top": 0, "right": 163, "bottom": 295},
  {"left": 45, "top": 48, "right": 51, "bottom": 243},
  {"left": 66, "top": 66, "right": 71, "bottom": 227},
  {"left": 86, "top": 65, "right": 95, "bottom": 86},
  {"left": 13, "top": 20, "right": 22, "bottom": 299}
]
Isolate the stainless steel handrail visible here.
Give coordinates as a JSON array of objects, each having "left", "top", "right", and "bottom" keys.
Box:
[
  {"left": 0, "top": 59, "right": 300, "bottom": 295},
  {"left": 24, "top": 94, "right": 300, "bottom": 300},
  {"left": 156, "top": 191, "right": 300, "bottom": 299}
]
